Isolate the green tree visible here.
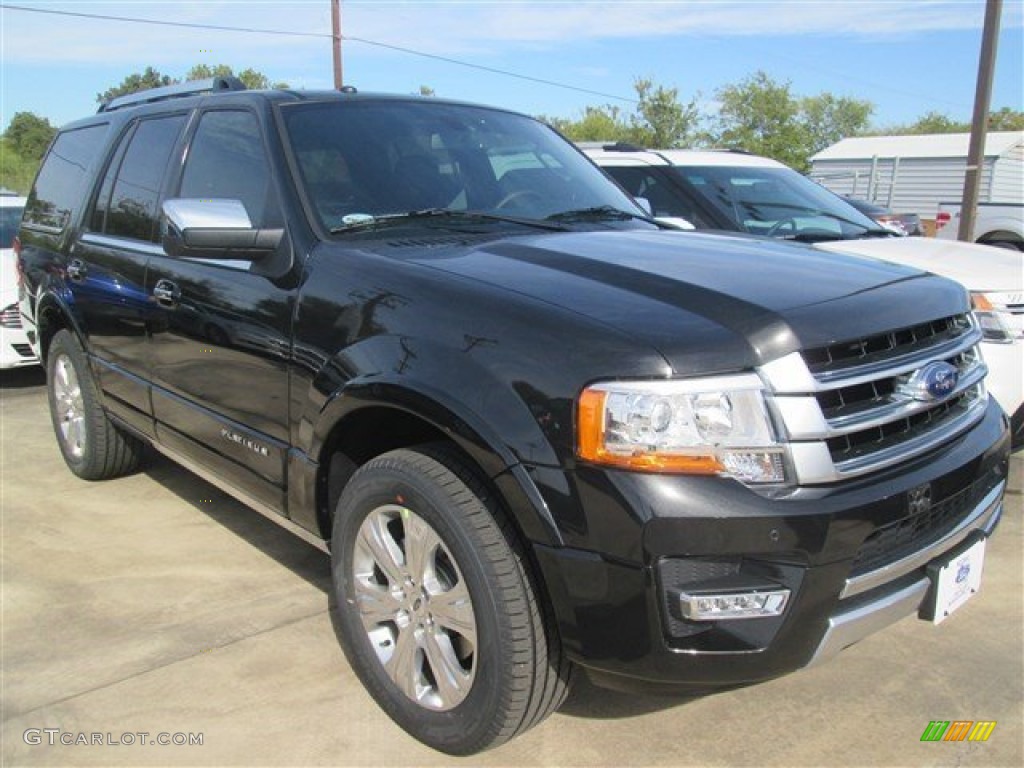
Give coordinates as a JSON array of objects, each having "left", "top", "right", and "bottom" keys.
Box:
[
  {"left": 98, "top": 65, "right": 287, "bottom": 104},
  {"left": 877, "top": 107, "right": 1024, "bottom": 135},
  {"left": 0, "top": 139, "right": 39, "bottom": 193},
  {"left": 900, "top": 110, "right": 969, "bottom": 134},
  {"left": 97, "top": 66, "right": 174, "bottom": 103},
  {"left": 185, "top": 64, "right": 287, "bottom": 90},
  {"left": 630, "top": 78, "right": 700, "bottom": 148},
  {"left": 1, "top": 112, "right": 57, "bottom": 192},
  {"left": 708, "top": 71, "right": 808, "bottom": 168},
  {"left": 418, "top": 85, "right": 436, "bottom": 97},
  {"left": 800, "top": 93, "right": 873, "bottom": 157},
  {"left": 544, "top": 105, "right": 636, "bottom": 144},
  {"left": 3, "top": 112, "right": 57, "bottom": 162},
  {"left": 541, "top": 79, "right": 699, "bottom": 147},
  {"left": 987, "top": 107, "right": 1024, "bottom": 131}
]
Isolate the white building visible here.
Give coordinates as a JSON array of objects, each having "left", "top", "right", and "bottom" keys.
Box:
[{"left": 809, "top": 131, "right": 1023, "bottom": 218}]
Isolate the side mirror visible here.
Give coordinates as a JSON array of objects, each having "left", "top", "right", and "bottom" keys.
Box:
[
  {"left": 161, "top": 199, "right": 283, "bottom": 261},
  {"left": 655, "top": 216, "right": 696, "bottom": 231},
  {"left": 634, "top": 196, "right": 654, "bottom": 216}
]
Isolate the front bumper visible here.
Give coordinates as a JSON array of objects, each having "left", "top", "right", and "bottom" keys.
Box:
[
  {"left": 0, "top": 325, "right": 39, "bottom": 369},
  {"left": 530, "top": 399, "right": 1009, "bottom": 692},
  {"left": 808, "top": 480, "right": 1001, "bottom": 666}
]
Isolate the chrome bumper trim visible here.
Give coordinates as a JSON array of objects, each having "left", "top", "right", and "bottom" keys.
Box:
[{"left": 808, "top": 578, "right": 930, "bottom": 666}]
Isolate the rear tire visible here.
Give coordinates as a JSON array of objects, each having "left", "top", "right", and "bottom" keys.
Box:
[
  {"left": 330, "top": 445, "right": 572, "bottom": 754},
  {"left": 46, "top": 329, "right": 142, "bottom": 480}
]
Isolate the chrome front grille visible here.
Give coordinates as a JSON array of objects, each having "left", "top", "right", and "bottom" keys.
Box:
[
  {"left": 1, "top": 303, "right": 21, "bottom": 329},
  {"left": 760, "top": 313, "right": 989, "bottom": 484},
  {"left": 802, "top": 315, "right": 970, "bottom": 376}
]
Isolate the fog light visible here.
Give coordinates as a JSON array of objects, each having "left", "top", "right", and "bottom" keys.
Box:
[
  {"left": 679, "top": 589, "right": 790, "bottom": 620},
  {"left": 719, "top": 450, "right": 785, "bottom": 483}
]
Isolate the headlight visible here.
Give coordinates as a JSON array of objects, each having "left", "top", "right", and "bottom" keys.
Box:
[
  {"left": 577, "top": 374, "right": 785, "bottom": 483},
  {"left": 971, "top": 292, "right": 1014, "bottom": 343}
]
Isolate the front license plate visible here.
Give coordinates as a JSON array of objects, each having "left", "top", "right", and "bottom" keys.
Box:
[{"left": 931, "top": 538, "right": 986, "bottom": 625}]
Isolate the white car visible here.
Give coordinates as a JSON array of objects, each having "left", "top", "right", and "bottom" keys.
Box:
[
  {"left": 0, "top": 192, "right": 38, "bottom": 369},
  {"left": 583, "top": 144, "right": 1024, "bottom": 448}
]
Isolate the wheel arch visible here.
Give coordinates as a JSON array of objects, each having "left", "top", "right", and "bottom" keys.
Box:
[
  {"left": 977, "top": 229, "right": 1023, "bottom": 250},
  {"left": 34, "top": 290, "right": 84, "bottom": 364},
  {"left": 310, "top": 380, "right": 564, "bottom": 551}
]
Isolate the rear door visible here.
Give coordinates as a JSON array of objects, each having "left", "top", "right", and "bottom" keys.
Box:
[
  {"left": 72, "top": 113, "right": 188, "bottom": 434},
  {"left": 146, "top": 108, "right": 295, "bottom": 514}
]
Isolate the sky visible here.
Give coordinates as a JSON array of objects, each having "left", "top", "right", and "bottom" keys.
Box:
[{"left": 1, "top": 0, "right": 1022, "bottom": 133}]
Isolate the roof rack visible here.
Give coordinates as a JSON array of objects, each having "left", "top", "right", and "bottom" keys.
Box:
[
  {"left": 601, "top": 142, "right": 646, "bottom": 152},
  {"left": 98, "top": 76, "right": 247, "bottom": 113},
  {"left": 575, "top": 141, "right": 649, "bottom": 152}
]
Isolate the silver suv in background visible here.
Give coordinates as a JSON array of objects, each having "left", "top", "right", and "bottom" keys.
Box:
[{"left": 583, "top": 143, "right": 1023, "bottom": 448}]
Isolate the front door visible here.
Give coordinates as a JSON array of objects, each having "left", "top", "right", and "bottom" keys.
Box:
[{"left": 147, "top": 109, "right": 295, "bottom": 514}]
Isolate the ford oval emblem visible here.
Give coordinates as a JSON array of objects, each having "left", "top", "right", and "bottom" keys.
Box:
[{"left": 902, "top": 361, "right": 960, "bottom": 402}]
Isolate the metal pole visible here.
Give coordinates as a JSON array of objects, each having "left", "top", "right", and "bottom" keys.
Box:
[
  {"left": 887, "top": 157, "right": 899, "bottom": 208},
  {"left": 958, "top": 0, "right": 1002, "bottom": 243},
  {"left": 332, "top": 0, "right": 343, "bottom": 90}
]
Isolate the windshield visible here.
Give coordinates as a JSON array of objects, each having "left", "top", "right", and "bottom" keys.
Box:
[
  {"left": 673, "top": 164, "right": 885, "bottom": 240},
  {"left": 281, "top": 99, "right": 648, "bottom": 233}
]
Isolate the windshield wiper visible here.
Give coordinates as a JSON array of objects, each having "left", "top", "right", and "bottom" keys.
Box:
[
  {"left": 545, "top": 205, "right": 662, "bottom": 226},
  {"left": 740, "top": 201, "right": 897, "bottom": 239},
  {"left": 329, "top": 208, "right": 570, "bottom": 234}
]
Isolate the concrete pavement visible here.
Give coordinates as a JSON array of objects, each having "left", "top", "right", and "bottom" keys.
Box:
[{"left": 2, "top": 366, "right": 1021, "bottom": 766}]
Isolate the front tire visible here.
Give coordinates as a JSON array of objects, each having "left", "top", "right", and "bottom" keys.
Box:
[
  {"left": 46, "top": 329, "right": 142, "bottom": 480},
  {"left": 331, "top": 446, "right": 571, "bottom": 754}
]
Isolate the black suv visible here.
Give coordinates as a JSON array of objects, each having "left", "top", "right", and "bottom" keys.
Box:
[{"left": 17, "top": 79, "right": 1010, "bottom": 754}]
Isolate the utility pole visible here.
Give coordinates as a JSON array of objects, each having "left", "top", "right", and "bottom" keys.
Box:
[
  {"left": 958, "top": 0, "right": 1002, "bottom": 243},
  {"left": 331, "top": 0, "right": 343, "bottom": 89}
]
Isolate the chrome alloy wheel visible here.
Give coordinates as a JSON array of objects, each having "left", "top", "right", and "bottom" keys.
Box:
[
  {"left": 353, "top": 504, "right": 477, "bottom": 711},
  {"left": 53, "top": 353, "right": 86, "bottom": 459}
]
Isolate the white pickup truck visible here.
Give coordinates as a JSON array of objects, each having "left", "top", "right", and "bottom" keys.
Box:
[{"left": 935, "top": 202, "right": 1023, "bottom": 252}]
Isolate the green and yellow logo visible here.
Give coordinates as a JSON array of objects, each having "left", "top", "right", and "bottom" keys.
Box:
[{"left": 921, "top": 721, "right": 996, "bottom": 742}]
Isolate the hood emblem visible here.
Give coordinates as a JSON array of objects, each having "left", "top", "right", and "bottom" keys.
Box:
[{"left": 900, "top": 361, "right": 960, "bottom": 402}]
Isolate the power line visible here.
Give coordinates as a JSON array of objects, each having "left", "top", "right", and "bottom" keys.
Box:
[
  {"left": 1, "top": 3, "right": 639, "bottom": 104},
  {"left": 344, "top": 35, "right": 638, "bottom": 104},
  {"left": 1, "top": 3, "right": 330, "bottom": 39}
]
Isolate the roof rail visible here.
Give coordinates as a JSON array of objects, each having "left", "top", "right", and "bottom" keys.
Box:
[
  {"left": 601, "top": 142, "right": 646, "bottom": 152},
  {"left": 574, "top": 141, "right": 648, "bottom": 152},
  {"left": 98, "top": 76, "right": 247, "bottom": 113}
]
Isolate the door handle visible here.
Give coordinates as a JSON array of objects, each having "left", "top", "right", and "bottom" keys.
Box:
[
  {"left": 152, "top": 279, "right": 180, "bottom": 307},
  {"left": 66, "top": 259, "right": 87, "bottom": 282}
]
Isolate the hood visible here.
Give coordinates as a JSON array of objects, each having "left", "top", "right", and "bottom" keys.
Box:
[
  {"left": 814, "top": 236, "right": 1023, "bottom": 293},
  {"left": 403, "top": 230, "right": 956, "bottom": 372}
]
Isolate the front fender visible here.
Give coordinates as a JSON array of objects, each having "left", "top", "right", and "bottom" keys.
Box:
[{"left": 299, "top": 334, "right": 567, "bottom": 546}]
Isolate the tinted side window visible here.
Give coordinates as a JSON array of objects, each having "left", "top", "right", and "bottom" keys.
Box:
[
  {"left": 180, "top": 111, "right": 280, "bottom": 227},
  {"left": 605, "top": 166, "right": 713, "bottom": 227},
  {"left": 24, "top": 124, "right": 109, "bottom": 231},
  {"left": 103, "top": 115, "right": 186, "bottom": 242}
]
